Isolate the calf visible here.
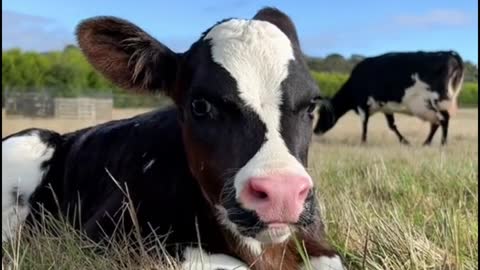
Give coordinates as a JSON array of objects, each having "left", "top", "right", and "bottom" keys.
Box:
[
  {"left": 2, "top": 8, "right": 343, "bottom": 270},
  {"left": 313, "top": 51, "right": 464, "bottom": 145}
]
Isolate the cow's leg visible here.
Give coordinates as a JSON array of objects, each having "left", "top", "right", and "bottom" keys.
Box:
[
  {"left": 2, "top": 129, "right": 58, "bottom": 242},
  {"left": 181, "top": 247, "right": 250, "bottom": 270},
  {"left": 82, "top": 191, "right": 126, "bottom": 243},
  {"left": 358, "top": 107, "right": 370, "bottom": 143},
  {"left": 440, "top": 111, "right": 450, "bottom": 145},
  {"left": 297, "top": 222, "right": 344, "bottom": 270},
  {"left": 423, "top": 123, "right": 439, "bottom": 146},
  {"left": 384, "top": 113, "right": 410, "bottom": 145}
]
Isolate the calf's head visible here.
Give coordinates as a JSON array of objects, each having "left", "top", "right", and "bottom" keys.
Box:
[{"left": 77, "top": 7, "right": 322, "bottom": 246}]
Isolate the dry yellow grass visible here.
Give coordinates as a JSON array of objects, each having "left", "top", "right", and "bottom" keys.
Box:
[
  {"left": 308, "top": 108, "right": 478, "bottom": 269},
  {"left": 314, "top": 109, "right": 477, "bottom": 146},
  {"left": 2, "top": 108, "right": 152, "bottom": 137},
  {"left": 3, "top": 108, "right": 477, "bottom": 143}
]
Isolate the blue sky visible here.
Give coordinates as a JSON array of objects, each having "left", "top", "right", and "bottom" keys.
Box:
[{"left": 2, "top": 0, "right": 478, "bottom": 63}]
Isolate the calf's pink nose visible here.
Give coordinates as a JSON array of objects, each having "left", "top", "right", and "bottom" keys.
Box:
[{"left": 239, "top": 174, "right": 312, "bottom": 223}]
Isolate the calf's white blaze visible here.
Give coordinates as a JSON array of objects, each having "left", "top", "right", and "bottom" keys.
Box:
[
  {"left": 2, "top": 132, "right": 54, "bottom": 242},
  {"left": 205, "top": 18, "right": 312, "bottom": 244},
  {"left": 205, "top": 19, "right": 312, "bottom": 195}
]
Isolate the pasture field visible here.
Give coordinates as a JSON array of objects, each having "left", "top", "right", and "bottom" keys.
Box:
[{"left": 2, "top": 108, "right": 478, "bottom": 269}]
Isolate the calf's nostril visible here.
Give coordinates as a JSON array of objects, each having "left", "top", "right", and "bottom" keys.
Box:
[
  {"left": 249, "top": 182, "right": 269, "bottom": 200},
  {"left": 300, "top": 186, "right": 309, "bottom": 196},
  {"left": 254, "top": 190, "right": 268, "bottom": 199},
  {"left": 298, "top": 185, "right": 311, "bottom": 202}
]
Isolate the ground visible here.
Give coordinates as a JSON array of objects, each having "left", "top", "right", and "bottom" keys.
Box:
[{"left": 2, "top": 108, "right": 478, "bottom": 269}]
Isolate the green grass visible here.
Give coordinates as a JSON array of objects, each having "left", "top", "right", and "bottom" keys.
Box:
[{"left": 3, "top": 110, "right": 478, "bottom": 270}]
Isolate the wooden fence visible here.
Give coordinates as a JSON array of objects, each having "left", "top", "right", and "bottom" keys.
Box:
[
  {"left": 3, "top": 90, "right": 172, "bottom": 119},
  {"left": 5, "top": 92, "right": 54, "bottom": 117},
  {"left": 4, "top": 92, "right": 113, "bottom": 120},
  {"left": 53, "top": 97, "right": 112, "bottom": 120}
]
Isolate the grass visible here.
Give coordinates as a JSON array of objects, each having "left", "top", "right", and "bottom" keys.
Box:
[
  {"left": 310, "top": 109, "right": 478, "bottom": 269},
  {"left": 310, "top": 144, "right": 477, "bottom": 269},
  {"left": 2, "top": 108, "right": 478, "bottom": 269},
  {"left": 2, "top": 108, "right": 151, "bottom": 137},
  {"left": 2, "top": 212, "right": 181, "bottom": 270}
]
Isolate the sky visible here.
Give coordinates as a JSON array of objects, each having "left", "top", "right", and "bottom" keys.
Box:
[{"left": 2, "top": 0, "right": 478, "bottom": 63}]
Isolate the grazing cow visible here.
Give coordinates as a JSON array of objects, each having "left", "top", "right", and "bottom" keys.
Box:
[
  {"left": 313, "top": 51, "right": 464, "bottom": 145},
  {"left": 2, "top": 8, "right": 344, "bottom": 270}
]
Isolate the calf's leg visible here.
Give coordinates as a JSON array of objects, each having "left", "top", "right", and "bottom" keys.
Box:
[
  {"left": 300, "top": 232, "right": 344, "bottom": 270},
  {"left": 182, "top": 247, "right": 250, "bottom": 270}
]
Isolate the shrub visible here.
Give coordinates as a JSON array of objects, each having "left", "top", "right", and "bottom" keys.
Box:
[
  {"left": 458, "top": 82, "right": 478, "bottom": 107},
  {"left": 310, "top": 71, "right": 348, "bottom": 97}
]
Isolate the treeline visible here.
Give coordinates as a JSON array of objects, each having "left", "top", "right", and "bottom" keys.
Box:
[
  {"left": 2, "top": 46, "right": 168, "bottom": 107},
  {"left": 2, "top": 47, "right": 478, "bottom": 107},
  {"left": 2, "top": 46, "right": 118, "bottom": 96}
]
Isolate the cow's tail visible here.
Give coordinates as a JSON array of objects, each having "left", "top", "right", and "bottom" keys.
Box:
[
  {"left": 444, "top": 51, "right": 465, "bottom": 116},
  {"left": 2, "top": 129, "right": 62, "bottom": 243},
  {"left": 450, "top": 51, "right": 465, "bottom": 96}
]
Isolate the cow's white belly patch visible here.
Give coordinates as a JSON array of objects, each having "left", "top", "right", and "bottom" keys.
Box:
[
  {"left": 367, "top": 73, "right": 449, "bottom": 123},
  {"left": 367, "top": 98, "right": 410, "bottom": 115}
]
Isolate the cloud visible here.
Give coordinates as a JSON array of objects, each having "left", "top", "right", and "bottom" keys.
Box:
[
  {"left": 392, "top": 9, "right": 474, "bottom": 29},
  {"left": 2, "top": 10, "right": 75, "bottom": 52}
]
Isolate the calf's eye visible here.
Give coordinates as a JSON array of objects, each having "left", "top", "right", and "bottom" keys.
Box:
[{"left": 191, "top": 99, "right": 212, "bottom": 117}]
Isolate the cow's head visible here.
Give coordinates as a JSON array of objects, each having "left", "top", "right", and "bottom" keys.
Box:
[
  {"left": 77, "top": 7, "right": 322, "bottom": 248},
  {"left": 313, "top": 99, "right": 337, "bottom": 135}
]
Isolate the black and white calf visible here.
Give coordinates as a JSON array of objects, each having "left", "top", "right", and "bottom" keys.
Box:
[
  {"left": 313, "top": 51, "right": 464, "bottom": 145},
  {"left": 2, "top": 8, "right": 343, "bottom": 270}
]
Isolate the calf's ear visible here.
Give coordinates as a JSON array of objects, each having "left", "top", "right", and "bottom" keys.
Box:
[
  {"left": 253, "top": 7, "right": 300, "bottom": 48},
  {"left": 76, "top": 17, "right": 178, "bottom": 95}
]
